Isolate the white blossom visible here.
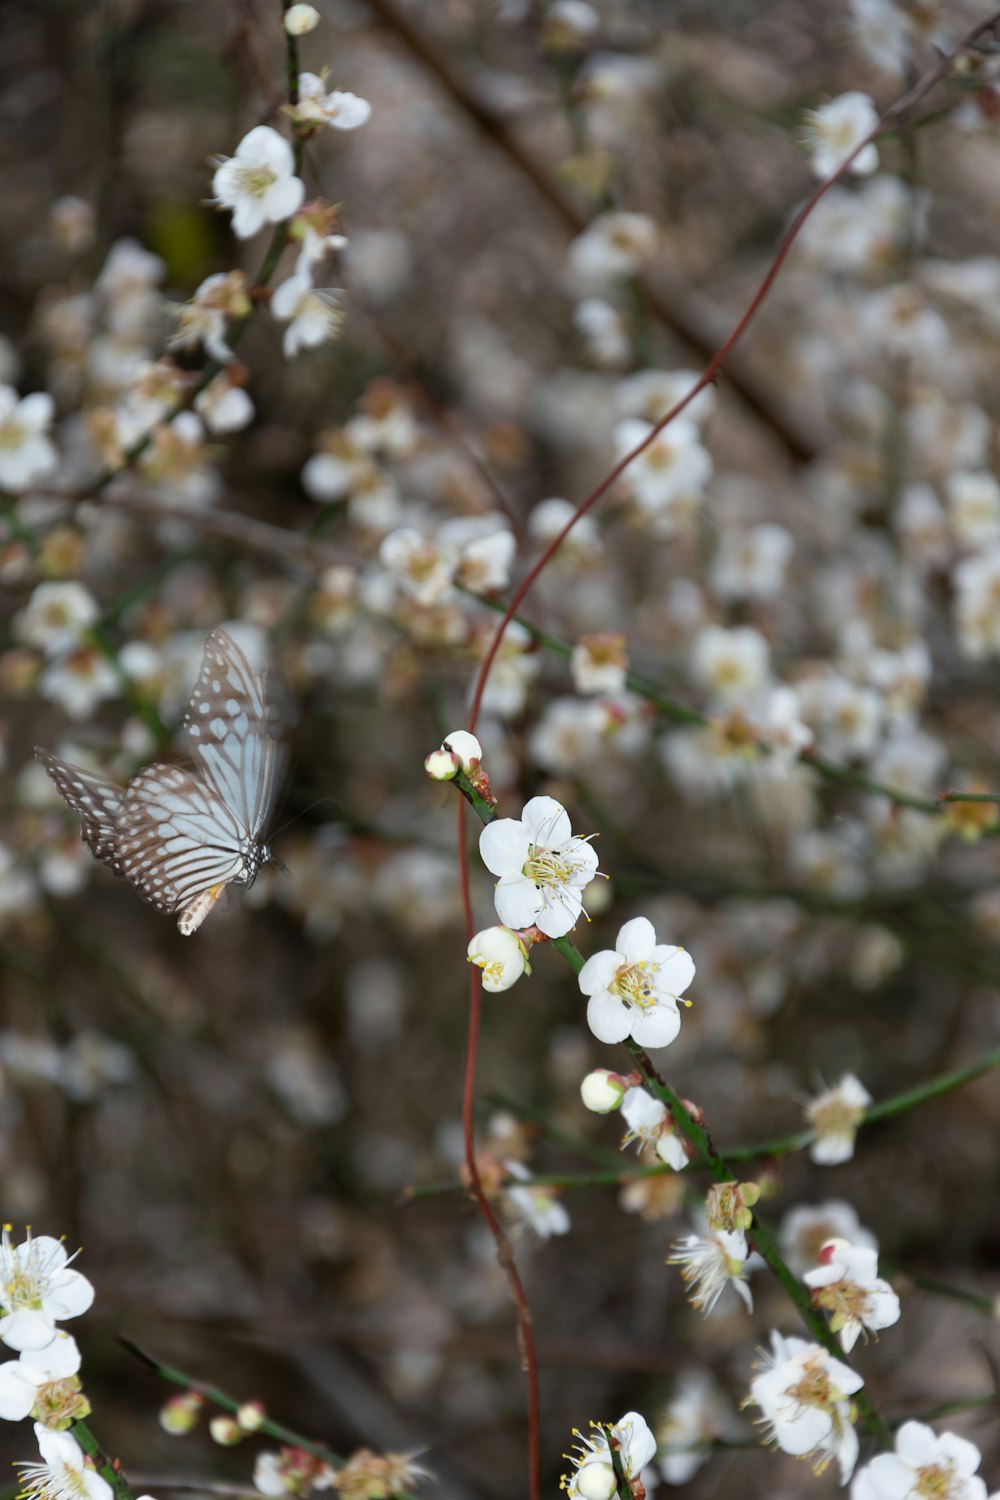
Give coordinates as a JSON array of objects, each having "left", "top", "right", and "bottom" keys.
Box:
[
  {"left": 296, "top": 73, "right": 372, "bottom": 131},
  {"left": 212, "top": 126, "right": 305, "bottom": 240},
  {"left": 750, "top": 1332, "right": 864, "bottom": 1484},
  {"left": 15, "top": 584, "right": 99, "bottom": 657},
  {"left": 271, "top": 276, "right": 343, "bottom": 359},
  {"left": 467, "top": 927, "right": 529, "bottom": 992},
  {"left": 0, "top": 388, "right": 57, "bottom": 491},
  {"left": 503, "top": 1161, "right": 570, "bottom": 1240},
  {"left": 0, "top": 1333, "right": 82, "bottom": 1423},
  {"left": 851, "top": 1421, "right": 987, "bottom": 1500},
  {"left": 0, "top": 1230, "right": 94, "bottom": 1352},
  {"left": 804, "top": 93, "right": 880, "bottom": 179},
  {"left": 479, "top": 796, "right": 599, "bottom": 938},
  {"left": 806, "top": 1074, "right": 871, "bottom": 1165},
  {"left": 668, "top": 1227, "right": 753, "bottom": 1315},
  {"left": 562, "top": 1412, "right": 656, "bottom": 1500},
  {"left": 579, "top": 917, "right": 694, "bottom": 1049},
  {"left": 804, "top": 1239, "right": 900, "bottom": 1352},
  {"left": 16, "top": 1424, "right": 111, "bottom": 1500}
]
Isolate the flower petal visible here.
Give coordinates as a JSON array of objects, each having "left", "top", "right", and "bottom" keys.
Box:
[
  {"left": 587, "top": 992, "right": 632, "bottom": 1044},
  {"left": 479, "top": 819, "right": 529, "bottom": 877},
  {"left": 521, "top": 795, "right": 571, "bottom": 847},
  {"left": 616, "top": 917, "right": 655, "bottom": 963}
]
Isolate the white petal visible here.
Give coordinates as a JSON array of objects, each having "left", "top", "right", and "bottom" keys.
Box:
[
  {"left": 577, "top": 949, "right": 619, "bottom": 997},
  {"left": 521, "top": 795, "right": 571, "bottom": 847},
  {"left": 615, "top": 916, "right": 655, "bottom": 962},
  {"left": 652, "top": 946, "right": 696, "bottom": 995},
  {"left": 44, "top": 1269, "right": 94, "bottom": 1321},
  {"left": 493, "top": 875, "right": 542, "bottom": 930},
  {"left": 479, "top": 819, "right": 529, "bottom": 877},
  {"left": 262, "top": 175, "right": 305, "bottom": 223},
  {"left": 587, "top": 992, "right": 633, "bottom": 1044},
  {"left": 535, "top": 891, "right": 581, "bottom": 938},
  {"left": 0, "top": 1363, "right": 37, "bottom": 1420},
  {"left": 630, "top": 1003, "right": 681, "bottom": 1049},
  {"left": 0, "top": 1308, "right": 58, "bottom": 1352},
  {"left": 236, "top": 125, "right": 294, "bottom": 173}
]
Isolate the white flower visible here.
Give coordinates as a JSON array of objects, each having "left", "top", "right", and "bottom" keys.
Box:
[
  {"left": 15, "top": 584, "right": 99, "bottom": 658},
  {"left": 806, "top": 1074, "right": 872, "bottom": 1165},
  {"left": 0, "top": 388, "right": 57, "bottom": 491},
  {"left": 804, "top": 1239, "right": 900, "bottom": 1352},
  {"left": 690, "top": 625, "right": 770, "bottom": 708},
  {"left": 711, "top": 525, "right": 793, "bottom": 602},
  {"left": 656, "top": 1370, "right": 738, "bottom": 1486},
  {"left": 573, "top": 297, "right": 631, "bottom": 368},
  {"left": 38, "top": 647, "right": 120, "bottom": 722},
  {"left": 947, "top": 471, "right": 1000, "bottom": 549},
  {"left": 167, "top": 270, "right": 249, "bottom": 364},
  {"left": 620, "top": 1086, "right": 688, "bottom": 1168},
  {"left": 271, "top": 275, "right": 343, "bottom": 359},
  {"left": 669, "top": 1227, "right": 753, "bottom": 1315},
  {"left": 380, "top": 527, "right": 453, "bottom": 605},
  {"left": 296, "top": 73, "right": 372, "bottom": 130},
  {"left": 0, "top": 1333, "right": 82, "bottom": 1423},
  {"left": 194, "top": 377, "right": 255, "bottom": 434},
  {"left": 562, "top": 1412, "right": 656, "bottom": 1500},
  {"left": 212, "top": 126, "right": 305, "bottom": 240},
  {"left": 850, "top": 1421, "right": 986, "bottom": 1500},
  {"left": 579, "top": 1069, "right": 626, "bottom": 1113},
  {"left": 779, "top": 1201, "right": 877, "bottom": 1277},
  {"left": 579, "top": 916, "right": 694, "bottom": 1048},
  {"left": 284, "top": 3, "right": 319, "bottom": 34},
  {"left": 479, "top": 795, "right": 599, "bottom": 939},
  {"left": 16, "top": 1424, "right": 112, "bottom": 1500},
  {"left": 750, "top": 1332, "right": 864, "bottom": 1484},
  {"left": 571, "top": 632, "right": 628, "bottom": 696},
  {"left": 467, "top": 927, "right": 529, "bottom": 993},
  {"left": 0, "top": 1230, "right": 94, "bottom": 1351},
  {"left": 503, "top": 1161, "right": 570, "bottom": 1240},
  {"left": 615, "top": 416, "right": 711, "bottom": 520},
  {"left": 568, "top": 211, "right": 658, "bottom": 286},
  {"left": 804, "top": 93, "right": 880, "bottom": 179}
]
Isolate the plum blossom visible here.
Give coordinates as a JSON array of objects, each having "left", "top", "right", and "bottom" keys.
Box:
[
  {"left": 568, "top": 211, "right": 658, "bottom": 286},
  {"left": 294, "top": 73, "right": 372, "bottom": 131},
  {"left": 467, "top": 926, "right": 530, "bottom": 993},
  {"left": 749, "top": 1332, "right": 864, "bottom": 1484},
  {"left": 0, "top": 1230, "right": 94, "bottom": 1351},
  {"left": 779, "top": 1201, "right": 877, "bottom": 1277},
  {"left": 212, "top": 126, "right": 305, "bottom": 240},
  {"left": 850, "top": 1421, "right": 987, "bottom": 1500},
  {"left": 561, "top": 1412, "right": 656, "bottom": 1500},
  {"left": 806, "top": 1074, "right": 871, "bottom": 1164},
  {"left": 0, "top": 388, "right": 58, "bottom": 490},
  {"left": 579, "top": 1069, "right": 627, "bottom": 1113},
  {"left": 284, "top": 4, "right": 319, "bottom": 34},
  {"left": 271, "top": 276, "right": 344, "bottom": 359},
  {"left": 578, "top": 916, "right": 694, "bottom": 1048},
  {"left": 804, "top": 1239, "right": 900, "bottom": 1352},
  {"left": 15, "top": 1424, "right": 111, "bottom": 1500},
  {"left": 479, "top": 796, "right": 599, "bottom": 939},
  {"left": 0, "top": 1333, "right": 86, "bottom": 1426},
  {"left": 668, "top": 1226, "right": 753, "bottom": 1314},
  {"left": 804, "top": 93, "right": 880, "bottom": 179},
  {"left": 502, "top": 1161, "right": 570, "bottom": 1240},
  {"left": 620, "top": 1086, "right": 689, "bottom": 1168},
  {"left": 656, "top": 1371, "right": 740, "bottom": 1486},
  {"left": 15, "top": 584, "right": 99, "bottom": 658}
]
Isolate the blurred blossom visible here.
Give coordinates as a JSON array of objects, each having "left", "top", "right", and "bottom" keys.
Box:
[
  {"left": 803, "top": 93, "right": 880, "bottom": 179},
  {"left": 0, "top": 389, "right": 58, "bottom": 491},
  {"left": 212, "top": 127, "right": 305, "bottom": 240},
  {"left": 806, "top": 1074, "right": 872, "bottom": 1165}
]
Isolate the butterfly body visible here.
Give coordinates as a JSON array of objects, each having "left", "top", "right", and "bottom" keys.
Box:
[{"left": 36, "top": 627, "right": 281, "bottom": 935}]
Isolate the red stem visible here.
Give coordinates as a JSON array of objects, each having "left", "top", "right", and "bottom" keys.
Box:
[{"left": 466, "top": 8, "right": 1000, "bottom": 736}]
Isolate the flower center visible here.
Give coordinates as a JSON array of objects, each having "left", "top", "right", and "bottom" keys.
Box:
[
  {"left": 914, "top": 1461, "right": 963, "bottom": 1499},
  {"left": 0, "top": 418, "right": 25, "bottom": 452},
  {"left": 613, "top": 960, "right": 656, "bottom": 1010},
  {"left": 236, "top": 163, "right": 277, "bottom": 200},
  {"left": 522, "top": 845, "right": 572, "bottom": 887},
  {"left": 16, "top": 1458, "right": 91, "bottom": 1500}
]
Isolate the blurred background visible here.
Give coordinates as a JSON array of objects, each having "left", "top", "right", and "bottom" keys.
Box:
[{"left": 2, "top": 0, "right": 1000, "bottom": 1494}]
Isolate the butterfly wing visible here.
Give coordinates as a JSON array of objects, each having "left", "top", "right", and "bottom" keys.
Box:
[
  {"left": 35, "top": 749, "right": 126, "bottom": 877},
  {"left": 182, "top": 627, "right": 280, "bottom": 841},
  {"left": 116, "top": 763, "right": 247, "bottom": 914}
]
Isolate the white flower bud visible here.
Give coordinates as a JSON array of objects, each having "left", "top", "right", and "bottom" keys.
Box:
[
  {"left": 575, "top": 1462, "right": 617, "bottom": 1500},
  {"left": 284, "top": 3, "right": 320, "bottom": 34},
  {"left": 580, "top": 1069, "right": 626, "bottom": 1113},
  {"left": 425, "top": 748, "right": 459, "bottom": 781},
  {"left": 209, "top": 1416, "right": 242, "bottom": 1446},
  {"left": 442, "top": 729, "right": 483, "bottom": 771},
  {"left": 468, "top": 926, "right": 529, "bottom": 992}
]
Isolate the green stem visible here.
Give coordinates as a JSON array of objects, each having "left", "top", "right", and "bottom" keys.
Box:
[
  {"left": 117, "top": 1340, "right": 345, "bottom": 1467},
  {"left": 72, "top": 1419, "right": 135, "bottom": 1500}
]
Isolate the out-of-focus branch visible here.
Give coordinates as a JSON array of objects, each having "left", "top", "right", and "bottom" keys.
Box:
[{"left": 362, "top": 0, "right": 818, "bottom": 466}]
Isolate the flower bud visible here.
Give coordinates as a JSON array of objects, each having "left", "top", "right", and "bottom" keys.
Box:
[
  {"left": 424, "top": 748, "right": 459, "bottom": 781},
  {"left": 441, "top": 729, "right": 482, "bottom": 771},
  {"left": 237, "top": 1400, "right": 266, "bottom": 1432},
  {"left": 580, "top": 1068, "right": 626, "bottom": 1113},
  {"left": 209, "top": 1416, "right": 243, "bottom": 1446},
  {"left": 575, "top": 1461, "right": 617, "bottom": 1500},
  {"left": 284, "top": 3, "right": 320, "bottom": 34},
  {"left": 159, "top": 1391, "right": 204, "bottom": 1435}
]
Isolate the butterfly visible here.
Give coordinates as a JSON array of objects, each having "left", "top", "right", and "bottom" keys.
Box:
[{"left": 36, "top": 627, "right": 282, "bottom": 935}]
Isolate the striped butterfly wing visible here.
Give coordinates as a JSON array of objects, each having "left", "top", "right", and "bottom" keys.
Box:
[
  {"left": 182, "top": 627, "right": 280, "bottom": 841},
  {"left": 35, "top": 749, "right": 126, "bottom": 877},
  {"left": 116, "top": 763, "right": 247, "bottom": 914}
]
